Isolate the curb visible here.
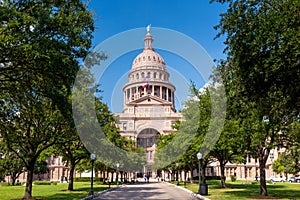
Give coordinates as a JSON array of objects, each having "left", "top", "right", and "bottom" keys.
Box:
[
  {"left": 81, "top": 185, "right": 123, "bottom": 200},
  {"left": 164, "top": 182, "right": 211, "bottom": 200}
]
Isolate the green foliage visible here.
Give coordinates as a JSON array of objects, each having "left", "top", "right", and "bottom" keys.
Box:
[
  {"left": 0, "top": 141, "right": 25, "bottom": 185},
  {"left": 272, "top": 158, "right": 284, "bottom": 174},
  {"left": 230, "top": 175, "right": 237, "bottom": 182},
  {"left": 73, "top": 177, "right": 104, "bottom": 182},
  {"left": 280, "top": 146, "right": 300, "bottom": 175},
  {"left": 34, "top": 160, "right": 50, "bottom": 175},
  {"left": 33, "top": 181, "right": 51, "bottom": 185},
  {"left": 0, "top": 0, "right": 97, "bottom": 198},
  {"left": 213, "top": 0, "right": 300, "bottom": 196}
]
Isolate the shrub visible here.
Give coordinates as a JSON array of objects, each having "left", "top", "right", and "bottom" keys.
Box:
[
  {"left": 205, "top": 176, "right": 225, "bottom": 180},
  {"left": 33, "top": 181, "right": 51, "bottom": 185},
  {"left": 73, "top": 177, "right": 104, "bottom": 182},
  {"left": 230, "top": 175, "right": 237, "bottom": 182},
  {"left": 51, "top": 181, "right": 58, "bottom": 185}
]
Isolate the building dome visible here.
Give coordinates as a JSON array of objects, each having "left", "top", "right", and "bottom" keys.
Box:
[
  {"left": 131, "top": 30, "right": 166, "bottom": 70},
  {"left": 132, "top": 49, "right": 165, "bottom": 69}
]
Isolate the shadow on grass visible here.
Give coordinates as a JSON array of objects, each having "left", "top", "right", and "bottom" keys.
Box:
[
  {"left": 34, "top": 186, "right": 110, "bottom": 200},
  {"left": 220, "top": 183, "right": 300, "bottom": 199}
]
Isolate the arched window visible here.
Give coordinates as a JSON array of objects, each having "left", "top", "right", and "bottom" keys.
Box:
[
  {"left": 147, "top": 72, "right": 151, "bottom": 78},
  {"left": 136, "top": 73, "right": 139, "bottom": 80},
  {"left": 153, "top": 72, "right": 157, "bottom": 78},
  {"left": 141, "top": 72, "right": 145, "bottom": 78}
]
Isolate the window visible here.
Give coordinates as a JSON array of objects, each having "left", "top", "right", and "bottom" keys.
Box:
[
  {"left": 147, "top": 72, "right": 151, "bottom": 78},
  {"left": 153, "top": 72, "right": 157, "bottom": 78},
  {"left": 123, "top": 123, "right": 127, "bottom": 130},
  {"left": 148, "top": 56, "right": 151, "bottom": 61},
  {"left": 136, "top": 73, "right": 139, "bottom": 80},
  {"left": 141, "top": 72, "right": 145, "bottom": 78}
]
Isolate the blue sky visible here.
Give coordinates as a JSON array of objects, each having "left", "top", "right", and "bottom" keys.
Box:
[{"left": 87, "top": 0, "right": 228, "bottom": 112}]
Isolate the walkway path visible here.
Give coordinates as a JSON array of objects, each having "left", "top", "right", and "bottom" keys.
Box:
[{"left": 93, "top": 182, "right": 199, "bottom": 200}]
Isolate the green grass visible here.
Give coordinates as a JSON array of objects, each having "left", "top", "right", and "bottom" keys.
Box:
[
  {"left": 178, "top": 180, "right": 300, "bottom": 200},
  {"left": 0, "top": 182, "right": 113, "bottom": 200}
]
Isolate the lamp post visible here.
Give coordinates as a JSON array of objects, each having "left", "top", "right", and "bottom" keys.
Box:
[
  {"left": 176, "top": 162, "right": 179, "bottom": 185},
  {"left": 116, "top": 163, "right": 120, "bottom": 186},
  {"left": 197, "top": 152, "right": 208, "bottom": 195},
  {"left": 90, "top": 153, "right": 96, "bottom": 196},
  {"left": 197, "top": 152, "right": 202, "bottom": 194}
]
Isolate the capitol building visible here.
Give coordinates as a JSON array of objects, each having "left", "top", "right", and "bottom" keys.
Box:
[{"left": 115, "top": 26, "right": 183, "bottom": 175}]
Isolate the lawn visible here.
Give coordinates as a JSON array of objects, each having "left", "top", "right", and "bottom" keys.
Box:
[
  {"left": 0, "top": 182, "right": 113, "bottom": 200},
  {"left": 179, "top": 180, "right": 300, "bottom": 200}
]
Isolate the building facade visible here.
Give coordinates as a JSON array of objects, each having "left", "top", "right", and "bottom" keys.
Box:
[{"left": 115, "top": 26, "right": 182, "bottom": 175}]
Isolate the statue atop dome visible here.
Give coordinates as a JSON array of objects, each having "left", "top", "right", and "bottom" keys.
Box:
[{"left": 147, "top": 24, "right": 151, "bottom": 33}]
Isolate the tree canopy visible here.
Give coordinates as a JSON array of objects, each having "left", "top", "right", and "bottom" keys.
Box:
[{"left": 212, "top": 0, "right": 300, "bottom": 196}]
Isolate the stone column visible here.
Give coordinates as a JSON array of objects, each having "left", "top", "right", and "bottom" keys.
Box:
[
  {"left": 124, "top": 90, "right": 126, "bottom": 104},
  {"left": 152, "top": 84, "right": 154, "bottom": 95},
  {"left": 160, "top": 86, "right": 162, "bottom": 99},
  {"left": 166, "top": 88, "right": 169, "bottom": 101}
]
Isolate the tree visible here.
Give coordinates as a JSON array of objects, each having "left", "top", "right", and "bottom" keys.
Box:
[
  {"left": 272, "top": 157, "right": 284, "bottom": 175},
  {"left": 34, "top": 160, "right": 50, "bottom": 180},
  {"left": 0, "top": 1, "right": 96, "bottom": 198},
  {"left": 0, "top": 142, "right": 24, "bottom": 186},
  {"left": 280, "top": 146, "right": 300, "bottom": 175},
  {"left": 212, "top": 0, "right": 299, "bottom": 196}
]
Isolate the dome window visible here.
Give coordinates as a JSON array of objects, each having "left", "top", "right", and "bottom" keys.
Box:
[
  {"left": 153, "top": 72, "right": 157, "bottom": 78},
  {"left": 147, "top": 72, "right": 151, "bottom": 78},
  {"left": 136, "top": 73, "right": 139, "bottom": 80},
  {"left": 138, "top": 57, "right": 141, "bottom": 62},
  {"left": 153, "top": 56, "right": 156, "bottom": 61},
  {"left": 143, "top": 56, "right": 145, "bottom": 61},
  {"left": 141, "top": 72, "right": 145, "bottom": 78},
  {"left": 148, "top": 56, "right": 151, "bottom": 61}
]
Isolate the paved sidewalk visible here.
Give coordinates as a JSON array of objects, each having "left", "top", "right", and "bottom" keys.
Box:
[{"left": 92, "top": 182, "right": 200, "bottom": 200}]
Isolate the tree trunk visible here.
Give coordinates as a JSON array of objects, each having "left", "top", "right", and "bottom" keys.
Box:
[
  {"left": 68, "top": 162, "right": 75, "bottom": 191},
  {"left": 220, "top": 162, "right": 226, "bottom": 188},
  {"left": 23, "top": 163, "right": 35, "bottom": 199},
  {"left": 11, "top": 175, "right": 16, "bottom": 186},
  {"left": 259, "top": 149, "right": 269, "bottom": 196},
  {"left": 189, "top": 165, "right": 194, "bottom": 183},
  {"left": 102, "top": 170, "right": 106, "bottom": 184}
]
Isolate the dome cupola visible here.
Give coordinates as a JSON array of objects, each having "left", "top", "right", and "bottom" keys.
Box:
[{"left": 132, "top": 25, "right": 166, "bottom": 70}]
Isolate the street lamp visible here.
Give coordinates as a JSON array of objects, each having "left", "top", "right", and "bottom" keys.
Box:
[
  {"left": 197, "top": 152, "right": 202, "bottom": 194},
  {"left": 176, "top": 163, "right": 179, "bottom": 185},
  {"left": 116, "top": 163, "right": 120, "bottom": 186},
  {"left": 90, "top": 153, "right": 96, "bottom": 196},
  {"left": 197, "top": 152, "right": 208, "bottom": 195}
]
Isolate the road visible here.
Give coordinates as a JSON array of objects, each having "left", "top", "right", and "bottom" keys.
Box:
[{"left": 93, "top": 182, "right": 199, "bottom": 200}]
